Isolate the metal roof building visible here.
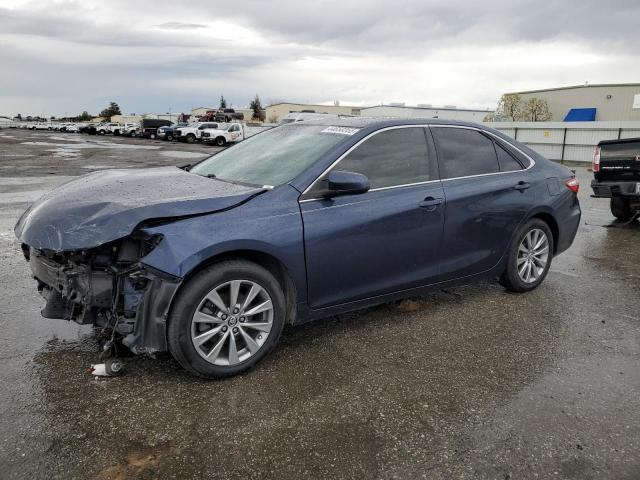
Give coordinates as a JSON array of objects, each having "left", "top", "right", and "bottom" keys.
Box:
[
  {"left": 360, "top": 104, "right": 493, "bottom": 122},
  {"left": 509, "top": 83, "right": 640, "bottom": 122}
]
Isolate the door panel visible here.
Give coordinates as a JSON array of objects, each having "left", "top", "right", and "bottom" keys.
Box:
[
  {"left": 429, "top": 126, "right": 537, "bottom": 279},
  {"left": 439, "top": 171, "right": 537, "bottom": 279},
  {"left": 301, "top": 182, "right": 445, "bottom": 309}
]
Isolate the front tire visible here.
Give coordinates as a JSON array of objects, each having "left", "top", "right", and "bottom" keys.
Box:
[
  {"left": 186, "top": 133, "right": 196, "bottom": 144},
  {"left": 499, "top": 218, "right": 554, "bottom": 292},
  {"left": 610, "top": 197, "right": 633, "bottom": 221},
  {"left": 215, "top": 136, "right": 226, "bottom": 147},
  {"left": 168, "top": 260, "right": 286, "bottom": 378},
  {"left": 166, "top": 133, "right": 174, "bottom": 141}
]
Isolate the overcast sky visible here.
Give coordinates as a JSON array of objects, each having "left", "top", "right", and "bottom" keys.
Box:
[{"left": 1, "top": 0, "right": 639, "bottom": 117}]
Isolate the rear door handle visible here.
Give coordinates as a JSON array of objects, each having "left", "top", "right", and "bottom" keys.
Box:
[
  {"left": 419, "top": 197, "right": 444, "bottom": 210},
  {"left": 514, "top": 181, "right": 531, "bottom": 191}
]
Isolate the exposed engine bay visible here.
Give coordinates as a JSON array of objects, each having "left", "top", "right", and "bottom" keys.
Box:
[{"left": 21, "top": 232, "right": 182, "bottom": 355}]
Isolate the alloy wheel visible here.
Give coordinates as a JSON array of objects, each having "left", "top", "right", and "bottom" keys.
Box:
[
  {"left": 191, "top": 280, "right": 274, "bottom": 366},
  {"left": 517, "top": 228, "right": 549, "bottom": 283}
]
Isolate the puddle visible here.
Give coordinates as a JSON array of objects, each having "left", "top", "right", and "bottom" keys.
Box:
[
  {"left": 0, "top": 190, "right": 50, "bottom": 203},
  {"left": 81, "top": 165, "right": 123, "bottom": 169},
  {"left": 21, "top": 141, "right": 160, "bottom": 151},
  {"left": 158, "top": 151, "right": 209, "bottom": 159},
  {"left": 48, "top": 148, "right": 81, "bottom": 158}
]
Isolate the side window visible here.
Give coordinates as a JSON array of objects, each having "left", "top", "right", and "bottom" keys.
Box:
[
  {"left": 494, "top": 141, "right": 524, "bottom": 171},
  {"left": 326, "top": 127, "right": 434, "bottom": 190},
  {"left": 432, "top": 127, "right": 499, "bottom": 179}
]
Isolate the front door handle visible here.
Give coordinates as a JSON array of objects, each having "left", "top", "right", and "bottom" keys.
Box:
[
  {"left": 419, "top": 197, "right": 444, "bottom": 210},
  {"left": 514, "top": 181, "right": 531, "bottom": 191}
]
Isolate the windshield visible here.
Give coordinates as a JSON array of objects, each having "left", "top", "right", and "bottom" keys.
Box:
[{"left": 189, "top": 124, "right": 356, "bottom": 187}]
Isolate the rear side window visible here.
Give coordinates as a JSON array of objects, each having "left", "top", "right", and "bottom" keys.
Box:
[
  {"left": 329, "top": 127, "right": 435, "bottom": 189},
  {"left": 601, "top": 142, "right": 640, "bottom": 161},
  {"left": 432, "top": 127, "right": 499, "bottom": 179},
  {"left": 494, "top": 142, "right": 524, "bottom": 171}
]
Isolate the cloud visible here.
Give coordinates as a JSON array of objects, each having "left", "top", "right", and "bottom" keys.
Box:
[
  {"left": 152, "top": 21, "right": 208, "bottom": 30},
  {"left": 0, "top": 0, "right": 638, "bottom": 117}
]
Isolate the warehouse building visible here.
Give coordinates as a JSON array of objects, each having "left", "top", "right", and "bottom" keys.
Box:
[
  {"left": 265, "top": 103, "right": 363, "bottom": 123},
  {"left": 509, "top": 83, "right": 640, "bottom": 121},
  {"left": 360, "top": 104, "right": 493, "bottom": 122}
]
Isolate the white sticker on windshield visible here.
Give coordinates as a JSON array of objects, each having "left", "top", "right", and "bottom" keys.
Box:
[{"left": 321, "top": 126, "right": 360, "bottom": 136}]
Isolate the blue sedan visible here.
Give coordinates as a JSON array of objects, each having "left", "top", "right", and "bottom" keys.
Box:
[{"left": 15, "top": 118, "right": 581, "bottom": 378}]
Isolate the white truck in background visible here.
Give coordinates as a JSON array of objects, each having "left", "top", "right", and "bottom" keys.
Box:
[
  {"left": 201, "top": 123, "right": 245, "bottom": 146},
  {"left": 174, "top": 122, "right": 225, "bottom": 143}
]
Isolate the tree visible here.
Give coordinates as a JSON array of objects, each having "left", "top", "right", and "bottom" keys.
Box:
[
  {"left": 79, "top": 111, "right": 92, "bottom": 121},
  {"left": 99, "top": 101, "right": 122, "bottom": 119},
  {"left": 250, "top": 94, "right": 265, "bottom": 121},
  {"left": 496, "top": 93, "right": 523, "bottom": 121},
  {"left": 522, "top": 97, "right": 552, "bottom": 122},
  {"left": 219, "top": 95, "right": 227, "bottom": 109},
  {"left": 482, "top": 113, "right": 496, "bottom": 122},
  {"left": 15, "top": 113, "right": 22, "bottom": 120}
]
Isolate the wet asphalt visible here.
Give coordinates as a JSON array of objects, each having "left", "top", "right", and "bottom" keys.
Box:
[{"left": 0, "top": 129, "right": 639, "bottom": 479}]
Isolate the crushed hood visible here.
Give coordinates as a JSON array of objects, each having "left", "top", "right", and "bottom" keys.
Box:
[{"left": 15, "top": 166, "right": 265, "bottom": 252}]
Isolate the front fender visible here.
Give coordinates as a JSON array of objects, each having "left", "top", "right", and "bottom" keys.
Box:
[{"left": 139, "top": 185, "right": 307, "bottom": 302}]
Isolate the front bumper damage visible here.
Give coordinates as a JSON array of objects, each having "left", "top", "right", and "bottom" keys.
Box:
[{"left": 23, "top": 239, "right": 182, "bottom": 355}]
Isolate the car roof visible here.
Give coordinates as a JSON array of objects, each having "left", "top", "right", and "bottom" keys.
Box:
[{"left": 295, "top": 116, "right": 486, "bottom": 129}]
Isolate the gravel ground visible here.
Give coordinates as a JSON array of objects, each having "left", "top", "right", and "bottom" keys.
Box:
[{"left": 0, "top": 128, "right": 639, "bottom": 479}]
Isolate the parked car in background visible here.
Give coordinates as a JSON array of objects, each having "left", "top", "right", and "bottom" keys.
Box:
[
  {"left": 121, "top": 123, "right": 137, "bottom": 137},
  {"left": 215, "top": 108, "right": 244, "bottom": 123},
  {"left": 86, "top": 122, "right": 110, "bottom": 135},
  {"left": 174, "top": 122, "right": 223, "bottom": 143},
  {"left": 137, "top": 119, "right": 173, "bottom": 139},
  {"left": 15, "top": 118, "right": 581, "bottom": 378},
  {"left": 64, "top": 124, "right": 80, "bottom": 133},
  {"left": 96, "top": 123, "right": 120, "bottom": 135},
  {"left": 157, "top": 123, "right": 189, "bottom": 141},
  {"left": 201, "top": 123, "right": 245, "bottom": 146},
  {"left": 32, "top": 123, "right": 51, "bottom": 130},
  {"left": 110, "top": 123, "right": 135, "bottom": 136},
  {"left": 591, "top": 137, "right": 640, "bottom": 221}
]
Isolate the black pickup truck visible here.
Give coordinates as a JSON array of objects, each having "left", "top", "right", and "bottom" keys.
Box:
[{"left": 591, "top": 137, "right": 640, "bottom": 221}]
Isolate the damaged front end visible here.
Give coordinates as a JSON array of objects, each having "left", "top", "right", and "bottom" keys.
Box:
[{"left": 22, "top": 232, "right": 182, "bottom": 355}]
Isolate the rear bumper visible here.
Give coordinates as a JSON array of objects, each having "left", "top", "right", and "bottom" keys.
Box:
[
  {"left": 591, "top": 180, "right": 640, "bottom": 199},
  {"left": 556, "top": 199, "right": 581, "bottom": 255}
]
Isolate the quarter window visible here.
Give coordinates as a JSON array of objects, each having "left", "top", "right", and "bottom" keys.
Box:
[
  {"left": 432, "top": 127, "right": 499, "bottom": 179},
  {"left": 319, "top": 127, "right": 435, "bottom": 191},
  {"left": 495, "top": 142, "right": 524, "bottom": 171}
]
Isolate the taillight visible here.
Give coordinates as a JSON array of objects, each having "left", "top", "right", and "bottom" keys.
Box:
[
  {"left": 565, "top": 177, "right": 579, "bottom": 193},
  {"left": 593, "top": 146, "right": 601, "bottom": 172}
]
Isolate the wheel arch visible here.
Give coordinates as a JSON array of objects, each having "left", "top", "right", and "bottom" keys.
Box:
[
  {"left": 171, "top": 249, "right": 298, "bottom": 326},
  {"left": 527, "top": 211, "right": 559, "bottom": 254}
]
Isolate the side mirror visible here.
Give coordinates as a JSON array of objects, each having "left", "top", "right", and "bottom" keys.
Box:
[{"left": 320, "top": 170, "right": 370, "bottom": 198}]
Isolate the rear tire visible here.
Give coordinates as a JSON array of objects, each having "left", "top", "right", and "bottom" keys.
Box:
[
  {"left": 610, "top": 197, "right": 633, "bottom": 221},
  {"left": 499, "top": 218, "right": 554, "bottom": 293},
  {"left": 168, "top": 260, "right": 286, "bottom": 378}
]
